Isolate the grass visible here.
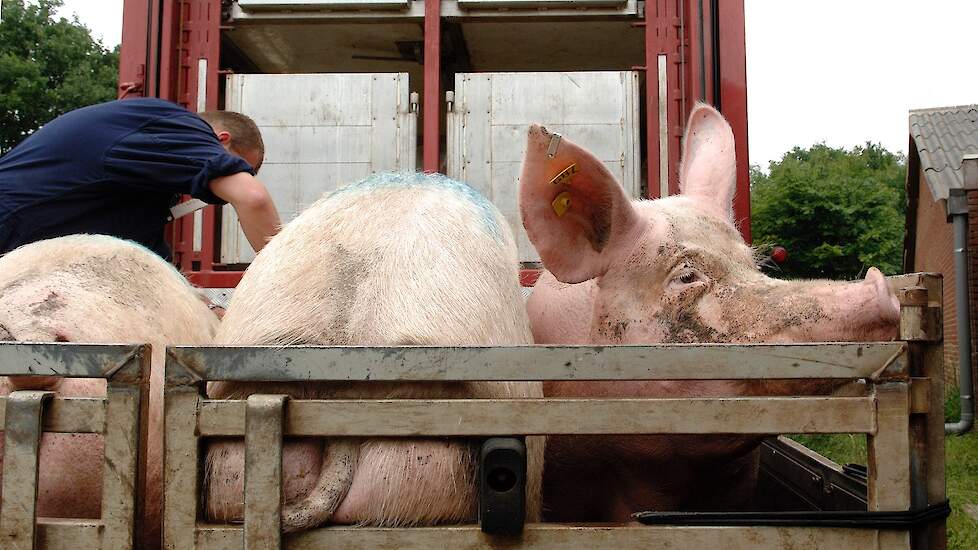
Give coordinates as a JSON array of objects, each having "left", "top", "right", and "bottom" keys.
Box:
[{"left": 789, "top": 388, "right": 978, "bottom": 550}]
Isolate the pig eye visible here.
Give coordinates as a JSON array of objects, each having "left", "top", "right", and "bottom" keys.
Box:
[{"left": 669, "top": 267, "right": 705, "bottom": 288}]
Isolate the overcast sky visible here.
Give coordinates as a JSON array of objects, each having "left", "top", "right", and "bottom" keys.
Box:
[
  {"left": 745, "top": 0, "right": 978, "bottom": 169},
  {"left": 53, "top": 0, "right": 978, "bottom": 168}
]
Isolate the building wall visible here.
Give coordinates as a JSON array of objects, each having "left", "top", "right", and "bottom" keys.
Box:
[{"left": 913, "top": 167, "right": 958, "bottom": 384}]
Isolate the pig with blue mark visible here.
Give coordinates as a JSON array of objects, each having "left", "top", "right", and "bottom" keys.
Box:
[{"left": 204, "top": 172, "right": 543, "bottom": 531}]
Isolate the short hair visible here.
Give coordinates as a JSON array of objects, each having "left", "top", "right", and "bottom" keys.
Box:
[{"left": 198, "top": 110, "right": 265, "bottom": 169}]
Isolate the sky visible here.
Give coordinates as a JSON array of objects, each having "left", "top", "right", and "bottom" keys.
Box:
[
  {"left": 56, "top": 0, "right": 123, "bottom": 50},
  {"left": 51, "top": 0, "right": 978, "bottom": 169},
  {"left": 745, "top": 0, "right": 978, "bottom": 169}
]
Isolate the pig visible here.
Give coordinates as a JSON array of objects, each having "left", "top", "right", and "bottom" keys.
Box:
[
  {"left": 518, "top": 104, "right": 900, "bottom": 521},
  {"left": 204, "top": 172, "right": 543, "bottom": 532},
  {"left": 0, "top": 234, "right": 219, "bottom": 549}
]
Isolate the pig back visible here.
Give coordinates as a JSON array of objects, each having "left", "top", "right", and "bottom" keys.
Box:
[{"left": 209, "top": 173, "right": 543, "bottom": 526}]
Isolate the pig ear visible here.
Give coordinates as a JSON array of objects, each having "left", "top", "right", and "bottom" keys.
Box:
[
  {"left": 679, "top": 103, "right": 737, "bottom": 221},
  {"left": 519, "top": 125, "right": 641, "bottom": 284}
]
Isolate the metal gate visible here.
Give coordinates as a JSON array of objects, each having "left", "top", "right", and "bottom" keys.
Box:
[
  {"left": 161, "top": 274, "right": 946, "bottom": 549},
  {"left": 0, "top": 343, "right": 149, "bottom": 550},
  {"left": 221, "top": 73, "right": 418, "bottom": 264},
  {"left": 447, "top": 71, "right": 642, "bottom": 263}
]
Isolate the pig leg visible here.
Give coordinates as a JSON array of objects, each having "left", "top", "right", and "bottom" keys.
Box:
[{"left": 281, "top": 439, "right": 359, "bottom": 532}]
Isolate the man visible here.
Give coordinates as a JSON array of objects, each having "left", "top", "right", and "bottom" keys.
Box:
[{"left": 0, "top": 97, "right": 281, "bottom": 259}]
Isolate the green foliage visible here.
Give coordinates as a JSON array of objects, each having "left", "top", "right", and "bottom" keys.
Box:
[
  {"left": 0, "top": 0, "right": 119, "bottom": 153},
  {"left": 751, "top": 143, "right": 906, "bottom": 279}
]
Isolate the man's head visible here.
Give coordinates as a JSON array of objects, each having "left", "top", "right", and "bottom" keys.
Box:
[{"left": 198, "top": 110, "right": 265, "bottom": 173}]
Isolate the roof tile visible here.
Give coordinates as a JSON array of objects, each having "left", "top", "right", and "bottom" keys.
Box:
[{"left": 910, "top": 104, "right": 978, "bottom": 200}]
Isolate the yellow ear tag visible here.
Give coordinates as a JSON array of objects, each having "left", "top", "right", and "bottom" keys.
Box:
[
  {"left": 549, "top": 163, "right": 579, "bottom": 186},
  {"left": 552, "top": 191, "right": 572, "bottom": 217}
]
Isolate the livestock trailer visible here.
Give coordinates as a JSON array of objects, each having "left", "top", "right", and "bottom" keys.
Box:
[
  {"left": 117, "top": 0, "right": 750, "bottom": 287},
  {"left": 0, "top": 273, "right": 949, "bottom": 548}
]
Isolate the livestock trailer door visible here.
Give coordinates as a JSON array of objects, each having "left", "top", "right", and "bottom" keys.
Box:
[
  {"left": 221, "top": 73, "right": 417, "bottom": 265},
  {"left": 447, "top": 71, "right": 641, "bottom": 263}
]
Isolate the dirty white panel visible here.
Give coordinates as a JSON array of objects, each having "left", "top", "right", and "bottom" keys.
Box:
[
  {"left": 238, "top": 0, "right": 411, "bottom": 9},
  {"left": 447, "top": 71, "right": 641, "bottom": 263},
  {"left": 222, "top": 73, "right": 416, "bottom": 264},
  {"left": 230, "top": 0, "right": 638, "bottom": 20},
  {"left": 457, "top": 0, "right": 625, "bottom": 6}
]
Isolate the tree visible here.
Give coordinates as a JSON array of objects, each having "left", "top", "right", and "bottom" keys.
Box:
[
  {"left": 0, "top": 0, "right": 119, "bottom": 154},
  {"left": 751, "top": 142, "right": 906, "bottom": 280}
]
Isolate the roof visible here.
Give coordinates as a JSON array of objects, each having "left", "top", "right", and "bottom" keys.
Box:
[{"left": 909, "top": 104, "right": 978, "bottom": 200}]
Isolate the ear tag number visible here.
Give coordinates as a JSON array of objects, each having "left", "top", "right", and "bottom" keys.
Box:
[{"left": 548, "top": 163, "right": 579, "bottom": 186}]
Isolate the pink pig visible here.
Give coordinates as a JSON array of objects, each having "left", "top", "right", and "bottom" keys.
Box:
[{"left": 519, "top": 104, "right": 900, "bottom": 521}]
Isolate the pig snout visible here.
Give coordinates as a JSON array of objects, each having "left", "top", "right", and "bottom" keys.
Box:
[
  {"left": 779, "top": 267, "right": 899, "bottom": 343},
  {"left": 840, "top": 267, "right": 900, "bottom": 338},
  {"left": 867, "top": 267, "right": 902, "bottom": 325}
]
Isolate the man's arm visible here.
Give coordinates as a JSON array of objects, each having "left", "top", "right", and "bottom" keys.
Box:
[{"left": 209, "top": 172, "right": 281, "bottom": 253}]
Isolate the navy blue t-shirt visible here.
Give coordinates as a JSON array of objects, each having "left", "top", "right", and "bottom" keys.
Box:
[{"left": 0, "top": 98, "right": 254, "bottom": 259}]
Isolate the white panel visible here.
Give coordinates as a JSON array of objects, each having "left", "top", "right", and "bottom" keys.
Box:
[
  {"left": 490, "top": 160, "right": 528, "bottom": 257},
  {"left": 239, "top": 0, "right": 410, "bottom": 9},
  {"left": 559, "top": 73, "right": 625, "bottom": 124},
  {"left": 370, "top": 74, "right": 400, "bottom": 172},
  {"left": 448, "top": 71, "right": 640, "bottom": 263},
  {"left": 458, "top": 0, "right": 625, "bottom": 6},
  {"left": 222, "top": 73, "right": 416, "bottom": 264},
  {"left": 490, "top": 124, "right": 623, "bottom": 162},
  {"left": 231, "top": 74, "right": 374, "bottom": 127},
  {"left": 457, "top": 74, "right": 493, "bottom": 200},
  {"left": 396, "top": 75, "right": 417, "bottom": 171},
  {"left": 231, "top": 0, "right": 638, "bottom": 19},
  {"left": 490, "top": 76, "right": 563, "bottom": 125}
]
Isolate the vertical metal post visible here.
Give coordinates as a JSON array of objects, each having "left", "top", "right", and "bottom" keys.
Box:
[
  {"left": 868, "top": 382, "right": 912, "bottom": 549},
  {"left": 163, "top": 352, "right": 203, "bottom": 550},
  {"left": 194, "top": 58, "right": 208, "bottom": 259},
  {"left": 657, "top": 54, "right": 669, "bottom": 199},
  {"left": 174, "top": 0, "right": 223, "bottom": 273},
  {"left": 899, "top": 279, "right": 947, "bottom": 549},
  {"left": 102, "top": 350, "right": 149, "bottom": 550},
  {"left": 645, "top": 2, "right": 660, "bottom": 198},
  {"left": 716, "top": 0, "right": 751, "bottom": 241},
  {"left": 645, "top": 1, "right": 683, "bottom": 199},
  {"left": 423, "top": 0, "right": 441, "bottom": 173},
  {"left": 118, "top": 0, "right": 156, "bottom": 99},
  {"left": 244, "top": 395, "right": 288, "bottom": 550},
  {"left": 0, "top": 391, "right": 53, "bottom": 550},
  {"left": 684, "top": 0, "right": 714, "bottom": 106}
]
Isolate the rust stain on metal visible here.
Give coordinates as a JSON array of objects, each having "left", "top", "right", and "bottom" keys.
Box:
[
  {"left": 165, "top": 348, "right": 206, "bottom": 385},
  {"left": 101, "top": 347, "right": 146, "bottom": 385},
  {"left": 872, "top": 344, "right": 910, "bottom": 381}
]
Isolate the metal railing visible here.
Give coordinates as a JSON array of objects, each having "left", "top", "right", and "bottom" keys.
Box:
[
  {"left": 0, "top": 343, "right": 149, "bottom": 550},
  {"left": 160, "top": 273, "right": 947, "bottom": 550}
]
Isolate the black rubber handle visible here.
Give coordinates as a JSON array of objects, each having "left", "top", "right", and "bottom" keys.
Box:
[{"left": 479, "top": 437, "right": 526, "bottom": 535}]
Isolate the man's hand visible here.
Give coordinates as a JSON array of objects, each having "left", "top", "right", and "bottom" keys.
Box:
[{"left": 210, "top": 172, "right": 282, "bottom": 253}]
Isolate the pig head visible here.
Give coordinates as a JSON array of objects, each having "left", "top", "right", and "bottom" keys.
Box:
[
  {"left": 204, "top": 172, "right": 543, "bottom": 533},
  {"left": 519, "top": 104, "right": 899, "bottom": 521}
]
